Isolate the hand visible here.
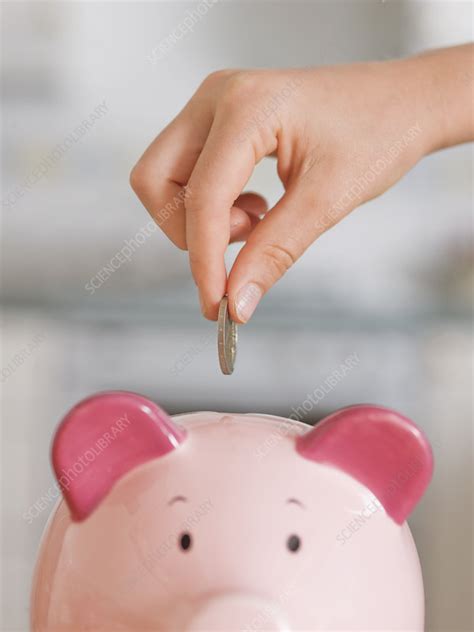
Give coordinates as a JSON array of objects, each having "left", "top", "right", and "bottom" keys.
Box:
[{"left": 130, "top": 44, "right": 473, "bottom": 322}]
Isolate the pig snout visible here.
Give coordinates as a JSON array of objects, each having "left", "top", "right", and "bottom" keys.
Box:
[{"left": 183, "top": 594, "right": 290, "bottom": 631}]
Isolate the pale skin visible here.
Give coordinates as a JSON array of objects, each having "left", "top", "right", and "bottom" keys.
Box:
[{"left": 130, "top": 44, "right": 473, "bottom": 323}]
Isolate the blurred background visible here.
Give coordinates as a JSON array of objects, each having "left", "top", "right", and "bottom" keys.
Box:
[{"left": 1, "top": 1, "right": 472, "bottom": 630}]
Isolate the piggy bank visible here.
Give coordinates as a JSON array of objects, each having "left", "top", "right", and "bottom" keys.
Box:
[{"left": 31, "top": 391, "right": 433, "bottom": 631}]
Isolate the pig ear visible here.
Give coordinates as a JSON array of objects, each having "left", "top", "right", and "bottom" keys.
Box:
[
  {"left": 52, "top": 391, "right": 185, "bottom": 522},
  {"left": 296, "top": 405, "right": 433, "bottom": 524}
]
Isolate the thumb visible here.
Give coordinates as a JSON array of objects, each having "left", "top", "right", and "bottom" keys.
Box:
[{"left": 227, "top": 181, "right": 339, "bottom": 323}]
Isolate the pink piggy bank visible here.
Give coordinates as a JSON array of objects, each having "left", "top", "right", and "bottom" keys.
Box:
[{"left": 31, "top": 391, "right": 433, "bottom": 631}]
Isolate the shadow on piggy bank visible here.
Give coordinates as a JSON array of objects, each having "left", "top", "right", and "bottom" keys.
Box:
[{"left": 31, "top": 391, "right": 433, "bottom": 631}]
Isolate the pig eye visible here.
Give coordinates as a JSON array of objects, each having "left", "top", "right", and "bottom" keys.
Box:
[
  {"left": 179, "top": 532, "right": 192, "bottom": 551},
  {"left": 286, "top": 534, "right": 301, "bottom": 553}
]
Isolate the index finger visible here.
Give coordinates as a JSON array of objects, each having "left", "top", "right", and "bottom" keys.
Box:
[{"left": 185, "top": 114, "right": 257, "bottom": 320}]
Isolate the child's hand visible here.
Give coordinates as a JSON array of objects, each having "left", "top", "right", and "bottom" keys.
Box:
[{"left": 130, "top": 45, "right": 473, "bottom": 322}]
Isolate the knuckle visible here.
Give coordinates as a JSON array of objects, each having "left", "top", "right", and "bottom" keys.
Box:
[
  {"left": 261, "top": 243, "right": 297, "bottom": 280},
  {"left": 129, "top": 161, "right": 151, "bottom": 196},
  {"left": 200, "top": 69, "right": 234, "bottom": 90},
  {"left": 220, "top": 72, "right": 262, "bottom": 109}
]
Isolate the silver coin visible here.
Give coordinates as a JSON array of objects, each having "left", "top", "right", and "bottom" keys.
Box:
[{"left": 217, "top": 296, "right": 238, "bottom": 375}]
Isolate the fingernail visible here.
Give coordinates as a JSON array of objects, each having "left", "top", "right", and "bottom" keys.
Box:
[{"left": 235, "top": 283, "right": 262, "bottom": 323}]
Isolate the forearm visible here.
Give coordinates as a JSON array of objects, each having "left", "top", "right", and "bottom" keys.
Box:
[{"left": 405, "top": 44, "right": 474, "bottom": 155}]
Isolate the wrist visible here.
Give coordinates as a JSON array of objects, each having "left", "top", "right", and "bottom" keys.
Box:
[
  {"left": 391, "top": 54, "right": 443, "bottom": 159},
  {"left": 403, "top": 45, "right": 474, "bottom": 156}
]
